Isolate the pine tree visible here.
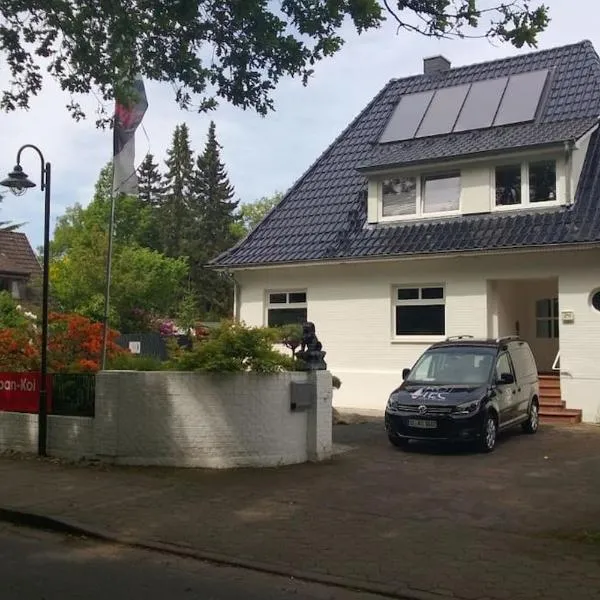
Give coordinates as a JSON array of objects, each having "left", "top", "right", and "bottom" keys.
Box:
[
  {"left": 159, "top": 124, "right": 194, "bottom": 257},
  {"left": 137, "top": 153, "right": 163, "bottom": 207},
  {"left": 136, "top": 153, "right": 164, "bottom": 250},
  {"left": 189, "top": 121, "right": 239, "bottom": 316}
]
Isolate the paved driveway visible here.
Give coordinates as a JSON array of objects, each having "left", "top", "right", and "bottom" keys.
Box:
[
  {"left": 2, "top": 420, "right": 600, "bottom": 599},
  {"left": 334, "top": 419, "right": 600, "bottom": 537}
]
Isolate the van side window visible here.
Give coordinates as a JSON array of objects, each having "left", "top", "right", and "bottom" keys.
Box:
[
  {"left": 495, "top": 353, "right": 513, "bottom": 382},
  {"left": 509, "top": 344, "right": 537, "bottom": 380}
]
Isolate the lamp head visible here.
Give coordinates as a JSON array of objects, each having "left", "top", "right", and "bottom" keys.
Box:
[{"left": 0, "top": 164, "right": 36, "bottom": 196}]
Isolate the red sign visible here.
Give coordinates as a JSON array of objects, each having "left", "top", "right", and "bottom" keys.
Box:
[{"left": 0, "top": 373, "right": 53, "bottom": 413}]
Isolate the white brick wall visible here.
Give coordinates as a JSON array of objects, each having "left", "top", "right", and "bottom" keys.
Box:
[
  {"left": 0, "top": 413, "right": 94, "bottom": 458},
  {"left": 0, "top": 372, "right": 332, "bottom": 466},
  {"left": 236, "top": 248, "right": 600, "bottom": 422},
  {"left": 95, "top": 370, "right": 332, "bottom": 468}
]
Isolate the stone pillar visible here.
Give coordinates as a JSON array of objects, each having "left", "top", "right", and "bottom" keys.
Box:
[
  {"left": 93, "top": 371, "right": 120, "bottom": 460},
  {"left": 306, "top": 370, "right": 333, "bottom": 462}
]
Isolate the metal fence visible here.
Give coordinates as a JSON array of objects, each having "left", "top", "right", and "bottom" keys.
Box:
[{"left": 51, "top": 373, "right": 95, "bottom": 417}]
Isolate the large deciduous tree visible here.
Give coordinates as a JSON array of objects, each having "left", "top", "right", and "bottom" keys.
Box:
[
  {"left": 0, "top": 1, "right": 549, "bottom": 123},
  {"left": 49, "top": 164, "right": 189, "bottom": 332},
  {"left": 51, "top": 163, "right": 157, "bottom": 256}
]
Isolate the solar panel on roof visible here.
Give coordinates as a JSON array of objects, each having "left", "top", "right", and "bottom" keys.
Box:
[
  {"left": 379, "top": 90, "right": 434, "bottom": 143},
  {"left": 453, "top": 77, "right": 508, "bottom": 132},
  {"left": 379, "top": 68, "right": 549, "bottom": 144},
  {"left": 493, "top": 69, "right": 548, "bottom": 126},
  {"left": 415, "top": 84, "right": 470, "bottom": 137}
]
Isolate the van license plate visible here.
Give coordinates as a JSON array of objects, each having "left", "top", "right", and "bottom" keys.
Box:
[{"left": 408, "top": 419, "right": 437, "bottom": 429}]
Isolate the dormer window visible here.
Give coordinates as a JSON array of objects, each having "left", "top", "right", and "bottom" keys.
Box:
[
  {"left": 382, "top": 177, "right": 417, "bottom": 217},
  {"left": 380, "top": 172, "right": 461, "bottom": 219},
  {"left": 422, "top": 172, "right": 460, "bottom": 213},
  {"left": 495, "top": 160, "right": 557, "bottom": 208}
]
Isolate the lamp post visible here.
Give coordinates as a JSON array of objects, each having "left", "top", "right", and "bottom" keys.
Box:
[{"left": 0, "top": 145, "right": 51, "bottom": 457}]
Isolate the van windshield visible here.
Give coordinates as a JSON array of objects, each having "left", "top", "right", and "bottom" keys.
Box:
[{"left": 405, "top": 346, "right": 496, "bottom": 386}]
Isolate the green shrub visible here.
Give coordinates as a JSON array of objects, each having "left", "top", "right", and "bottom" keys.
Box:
[
  {"left": 332, "top": 375, "right": 342, "bottom": 389},
  {"left": 0, "top": 291, "right": 31, "bottom": 329},
  {"left": 274, "top": 323, "right": 303, "bottom": 356},
  {"left": 169, "top": 320, "right": 295, "bottom": 373},
  {"left": 107, "top": 353, "right": 165, "bottom": 371}
]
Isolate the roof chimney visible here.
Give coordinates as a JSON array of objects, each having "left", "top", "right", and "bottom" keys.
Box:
[{"left": 423, "top": 55, "right": 451, "bottom": 75}]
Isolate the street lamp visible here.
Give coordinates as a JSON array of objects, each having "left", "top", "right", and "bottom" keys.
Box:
[{"left": 0, "top": 145, "right": 51, "bottom": 457}]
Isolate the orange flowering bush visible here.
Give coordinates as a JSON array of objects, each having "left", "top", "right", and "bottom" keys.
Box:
[
  {"left": 47, "top": 312, "right": 125, "bottom": 372},
  {"left": 0, "top": 312, "right": 124, "bottom": 373},
  {"left": 0, "top": 328, "right": 38, "bottom": 371}
]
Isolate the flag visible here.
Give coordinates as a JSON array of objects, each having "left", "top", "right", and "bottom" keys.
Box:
[{"left": 112, "top": 76, "right": 148, "bottom": 196}]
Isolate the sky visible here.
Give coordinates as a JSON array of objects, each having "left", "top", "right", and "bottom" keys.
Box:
[{"left": 1, "top": 0, "right": 599, "bottom": 248}]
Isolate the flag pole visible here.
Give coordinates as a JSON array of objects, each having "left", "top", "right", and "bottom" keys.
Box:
[
  {"left": 101, "top": 188, "right": 117, "bottom": 370},
  {"left": 101, "top": 75, "right": 148, "bottom": 369}
]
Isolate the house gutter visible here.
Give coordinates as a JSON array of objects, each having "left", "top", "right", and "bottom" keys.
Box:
[
  {"left": 230, "top": 271, "right": 241, "bottom": 321},
  {"left": 214, "top": 241, "right": 600, "bottom": 272},
  {"left": 356, "top": 140, "right": 571, "bottom": 175}
]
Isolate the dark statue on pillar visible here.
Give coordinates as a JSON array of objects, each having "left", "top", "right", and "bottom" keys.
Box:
[{"left": 296, "top": 322, "right": 327, "bottom": 371}]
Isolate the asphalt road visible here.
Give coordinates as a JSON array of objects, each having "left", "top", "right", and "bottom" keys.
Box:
[{"left": 0, "top": 523, "right": 386, "bottom": 600}]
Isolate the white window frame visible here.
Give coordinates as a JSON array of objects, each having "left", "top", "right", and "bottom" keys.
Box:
[
  {"left": 392, "top": 284, "right": 446, "bottom": 341},
  {"left": 378, "top": 173, "right": 461, "bottom": 222},
  {"left": 492, "top": 159, "right": 561, "bottom": 212},
  {"left": 265, "top": 290, "right": 307, "bottom": 328}
]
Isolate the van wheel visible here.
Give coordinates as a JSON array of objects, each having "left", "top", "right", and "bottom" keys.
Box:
[
  {"left": 522, "top": 399, "right": 540, "bottom": 434},
  {"left": 478, "top": 413, "right": 498, "bottom": 453},
  {"left": 388, "top": 434, "right": 409, "bottom": 450}
]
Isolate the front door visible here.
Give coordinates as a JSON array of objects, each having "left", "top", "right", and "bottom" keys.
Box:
[{"left": 531, "top": 297, "right": 559, "bottom": 373}]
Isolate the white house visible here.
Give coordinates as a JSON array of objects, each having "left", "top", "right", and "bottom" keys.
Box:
[{"left": 214, "top": 41, "right": 600, "bottom": 424}]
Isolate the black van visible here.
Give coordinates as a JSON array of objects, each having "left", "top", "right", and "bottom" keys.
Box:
[{"left": 384, "top": 336, "right": 540, "bottom": 453}]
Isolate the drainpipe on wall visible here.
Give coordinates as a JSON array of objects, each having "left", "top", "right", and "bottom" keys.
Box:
[
  {"left": 564, "top": 140, "right": 574, "bottom": 205},
  {"left": 230, "top": 271, "right": 241, "bottom": 322}
]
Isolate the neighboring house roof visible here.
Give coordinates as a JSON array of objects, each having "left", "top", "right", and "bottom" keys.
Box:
[
  {"left": 214, "top": 41, "right": 600, "bottom": 268},
  {"left": 0, "top": 231, "right": 41, "bottom": 276}
]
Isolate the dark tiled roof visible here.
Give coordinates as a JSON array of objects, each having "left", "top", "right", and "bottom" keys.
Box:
[
  {"left": 214, "top": 41, "right": 600, "bottom": 268},
  {"left": 0, "top": 231, "right": 41, "bottom": 275}
]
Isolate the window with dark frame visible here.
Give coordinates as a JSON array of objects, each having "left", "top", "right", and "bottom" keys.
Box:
[
  {"left": 267, "top": 291, "right": 307, "bottom": 327},
  {"left": 535, "top": 297, "right": 559, "bottom": 339},
  {"left": 394, "top": 285, "right": 445, "bottom": 336}
]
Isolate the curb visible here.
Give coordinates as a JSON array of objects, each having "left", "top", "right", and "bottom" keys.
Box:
[{"left": 0, "top": 506, "right": 457, "bottom": 600}]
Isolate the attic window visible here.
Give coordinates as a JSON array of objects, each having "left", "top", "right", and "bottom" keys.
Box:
[
  {"left": 422, "top": 173, "right": 460, "bottom": 213},
  {"left": 380, "top": 172, "right": 461, "bottom": 219},
  {"left": 382, "top": 177, "right": 417, "bottom": 217},
  {"left": 495, "top": 160, "right": 557, "bottom": 208}
]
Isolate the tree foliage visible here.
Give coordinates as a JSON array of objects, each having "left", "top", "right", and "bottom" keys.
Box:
[
  {"left": 188, "top": 121, "right": 239, "bottom": 316},
  {"left": 236, "top": 192, "right": 283, "bottom": 236},
  {"left": 50, "top": 229, "right": 188, "bottom": 332},
  {"left": 49, "top": 164, "right": 189, "bottom": 332},
  {"left": 169, "top": 320, "right": 294, "bottom": 373},
  {"left": 0, "top": 1, "right": 549, "bottom": 124},
  {"left": 159, "top": 124, "right": 195, "bottom": 257}
]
